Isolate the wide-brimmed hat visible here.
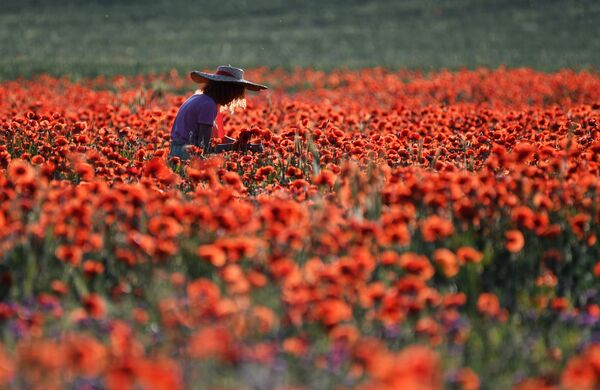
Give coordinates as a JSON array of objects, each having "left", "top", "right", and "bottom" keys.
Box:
[{"left": 190, "top": 65, "right": 268, "bottom": 91}]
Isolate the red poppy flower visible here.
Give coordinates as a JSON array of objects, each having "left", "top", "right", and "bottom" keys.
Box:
[
  {"left": 197, "top": 244, "right": 227, "bottom": 267},
  {"left": 457, "top": 246, "right": 484, "bottom": 263},
  {"left": 55, "top": 245, "right": 83, "bottom": 266},
  {"left": 505, "top": 230, "right": 525, "bottom": 253},
  {"left": 8, "top": 159, "right": 35, "bottom": 185},
  {"left": 477, "top": 293, "right": 501, "bottom": 318},
  {"left": 433, "top": 248, "right": 460, "bottom": 278},
  {"left": 420, "top": 215, "right": 454, "bottom": 242},
  {"left": 82, "top": 293, "right": 106, "bottom": 319}
]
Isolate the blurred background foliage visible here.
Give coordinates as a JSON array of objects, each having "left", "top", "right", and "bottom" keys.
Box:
[{"left": 1, "top": 0, "right": 599, "bottom": 79}]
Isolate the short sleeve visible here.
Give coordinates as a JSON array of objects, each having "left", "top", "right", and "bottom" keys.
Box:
[{"left": 196, "top": 94, "right": 218, "bottom": 125}]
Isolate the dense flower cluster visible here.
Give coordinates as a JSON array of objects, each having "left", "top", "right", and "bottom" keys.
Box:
[{"left": 0, "top": 68, "right": 599, "bottom": 389}]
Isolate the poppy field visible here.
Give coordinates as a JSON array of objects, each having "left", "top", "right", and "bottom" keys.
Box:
[{"left": 1, "top": 67, "right": 600, "bottom": 389}]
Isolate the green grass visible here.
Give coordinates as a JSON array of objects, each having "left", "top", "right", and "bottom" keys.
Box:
[{"left": 1, "top": 0, "right": 599, "bottom": 79}]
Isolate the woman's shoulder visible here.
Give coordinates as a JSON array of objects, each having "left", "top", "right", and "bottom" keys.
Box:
[
  {"left": 190, "top": 93, "right": 216, "bottom": 108},
  {"left": 190, "top": 93, "right": 217, "bottom": 124}
]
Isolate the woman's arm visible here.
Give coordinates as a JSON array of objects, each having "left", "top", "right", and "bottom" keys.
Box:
[
  {"left": 190, "top": 123, "right": 213, "bottom": 151},
  {"left": 190, "top": 123, "right": 237, "bottom": 153}
]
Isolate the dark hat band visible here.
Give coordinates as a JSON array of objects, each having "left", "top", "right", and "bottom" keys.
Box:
[{"left": 215, "top": 70, "right": 236, "bottom": 78}]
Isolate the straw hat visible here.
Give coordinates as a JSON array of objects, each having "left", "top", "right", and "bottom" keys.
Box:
[{"left": 190, "top": 65, "right": 268, "bottom": 91}]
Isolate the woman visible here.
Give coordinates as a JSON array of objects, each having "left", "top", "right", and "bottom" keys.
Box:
[{"left": 169, "top": 65, "right": 267, "bottom": 160}]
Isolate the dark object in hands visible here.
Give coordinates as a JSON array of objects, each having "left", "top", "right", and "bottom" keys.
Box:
[
  {"left": 247, "top": 143, "right": 264, "bottom": 153},
  {"left": 232, "top": 129, "right": 263, "bottom": 152},
  {"left": 231, "top": 140, "right": 263, "bottom": 152},
  {"left": 236, "top": 131, "right": 253, "bottom": 148}
]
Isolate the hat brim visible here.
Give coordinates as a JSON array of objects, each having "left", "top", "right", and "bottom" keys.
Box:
[{"left": 190, "top": 71, "right": 268, "bottom": 91}]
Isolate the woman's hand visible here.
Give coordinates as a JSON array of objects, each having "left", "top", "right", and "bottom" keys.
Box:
[
  {"left": 191, "top": 124, "right": 214, "bottom": 150},
  {"left": 223, "top": 136, "right": 236, "bottom": 144}
]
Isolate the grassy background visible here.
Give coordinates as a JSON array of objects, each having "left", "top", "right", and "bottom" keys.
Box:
[{"left": 1, "top": 0, "right": 599, "bottom": 79}]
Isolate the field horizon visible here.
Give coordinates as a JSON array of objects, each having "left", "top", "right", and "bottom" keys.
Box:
[{"left": 1, "top": 0, "right": 599, "bottom": 80}]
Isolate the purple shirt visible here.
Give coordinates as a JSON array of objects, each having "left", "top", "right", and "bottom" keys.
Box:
[{"left": 170, "top": 93, "right": 217, "bottom": 144}]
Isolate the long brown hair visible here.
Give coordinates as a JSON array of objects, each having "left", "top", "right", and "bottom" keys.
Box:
[{"left": 202, "top": 80, "right": 245, "bottom": 106}]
